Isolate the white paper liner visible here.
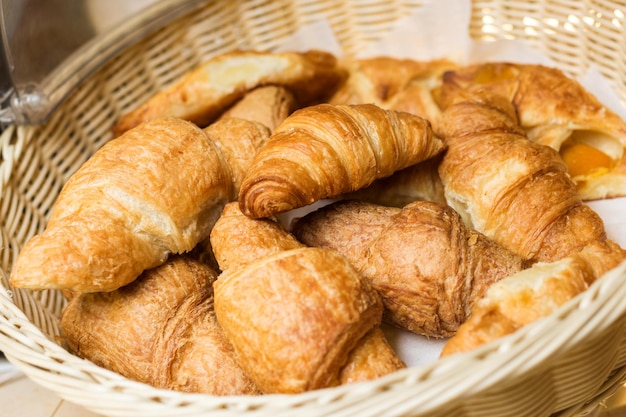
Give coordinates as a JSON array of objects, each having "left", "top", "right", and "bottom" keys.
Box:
[{"left": 275, "top": 0, "right": 626, "bottom": 367}]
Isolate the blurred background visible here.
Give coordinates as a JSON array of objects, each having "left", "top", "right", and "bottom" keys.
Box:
[{"left": 0, "top": 0, "right": 196, "bottom": 125}]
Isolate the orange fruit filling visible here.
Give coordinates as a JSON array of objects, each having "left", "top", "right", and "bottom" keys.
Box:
[{"left": 560, "top": 142, "right": 613, "bottom": 178}]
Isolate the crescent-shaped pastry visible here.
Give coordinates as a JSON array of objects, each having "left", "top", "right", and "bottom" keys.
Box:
[
  {"left": 238, "top": 103, "right": 444, "bottom": 219},
  {"left": 10, "top": 117, "right": 232, "bottom": 292},
  {"left": 441, "top": 62, "right": 626, "bottom": 200},
  {"left": 437, "top": 88, "right": 625, "bottom": 279},
  {"left": 112, "top": 50, "right": 345, "bottom": 135}
]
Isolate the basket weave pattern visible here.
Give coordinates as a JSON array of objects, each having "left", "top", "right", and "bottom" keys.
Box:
[{"left": 2, "top": 1, "right": 626, "bottom": 416}]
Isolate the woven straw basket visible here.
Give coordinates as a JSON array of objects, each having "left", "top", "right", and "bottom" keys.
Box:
[{"left": 2, "top": 1, "right": 626, "bottom": 416}]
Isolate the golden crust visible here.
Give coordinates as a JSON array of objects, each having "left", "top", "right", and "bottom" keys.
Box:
[
  {"left": 341, "top": 154, "right": 447, "bottom": 207},
  {"left": 438, "top": 89, "right": 610, "bottom": 264},
  {"left": 203, "top": 117, "right": 271, "bottom": 196},
  {"left": 61, "top": 256, "right": 260, "bottom": 395},
  {"left": 238, "top": 103, "right": 445, "bottom": 219},
  {"left": 330, "top": 56, "right": 456, "bottom": 133},
  {"left": 441, "top": 254, "right": 594, "bottom": 356},
  {"left": 10, "top": 117, "right": 231, "bottom": 292},
  {"left": 441, "top": 62, "right": 626, "bottom": 200},
  {"left": 112, "top": 50, "right": 346, "bottom": 136},
  {"left": 218, "top": 85, "right": 297, "bottom": 132},
  {"left": 214, "top": 247, "right": 383, "bottom": 393},
  {"left": 339, "top": 327, "right": 406, "bottom": 385},
  {"left": 209, "top": 202, "right": 304, "bottom": 272},
  {"left": 210, "top": 201, "right": 402, "bottom": 391}
]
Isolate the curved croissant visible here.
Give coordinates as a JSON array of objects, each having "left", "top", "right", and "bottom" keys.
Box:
[
  {"left": 238, "top": 103, "right": 445, "bottom": 219},
  {"left": 210, "top": 202, "right": 403, "bottom": 392},
  {"left": 61, "top": 256, "right": 260, "bottom": 395},
  {"left": 440, "top": 254, "right": 593, "bottom": 356},
  {"left": 440, "top": 241, "right": 626, "bottom": 355},
  {"left": 441, "top": 62, "right": 626, "bottom": 200},
  {"left": 11, "top": 115, "right": 274, "bottom": 293},
  {"left": 437, "top": 88, "right": 625, "bottom": 273},
  {"left": 293, "top": 200, "right": 527, "bottom": 337},
  {"left": 10, "top": 118, "right": 232, "bottom": 293},
  {"left": 113, "top": 50, "right": 345, "bottom": 136}
]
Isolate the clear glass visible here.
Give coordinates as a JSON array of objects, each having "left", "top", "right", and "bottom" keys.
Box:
[{"left": 0, "top": 0, "right": 205, "bottom": 125}]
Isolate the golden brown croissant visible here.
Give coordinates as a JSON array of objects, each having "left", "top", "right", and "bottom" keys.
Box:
[
  {"left": 323, "top": 57, "right": 455, "bottom": 208},
  {"left": 441, "top": 62, "right": 626, "bottom": 200},
  {"left": 437, "top": 88, "right": 625, "bottom": 270},
  {"left": 329, "top": 56, "right": 455, "bottom": 133},
  {"left": 292, "top": 200, "right": 527, "bottom": 337},
  {"left": 441, "top": 251, "right": 596, "bottom": 356},
  {"left": 238, "top": 103, "right": 445, "bottom": 219},
  {"left": 10, "top": 117, "right": 232, "bottom": 293},
  {"left": 213, "top": 246, "right": 383, "bottom": 393},
  {"left": 61, "top": 256, "right": 260, "bottom": 395},
  {"left": 112, "top": 50, "right": 345, "bottom": 136},
  {"left": 210, "top": 202, "right": 404, "bottom": 391},
  {"left": 218, "top": 85, "right": 297, "bottom": 132}
]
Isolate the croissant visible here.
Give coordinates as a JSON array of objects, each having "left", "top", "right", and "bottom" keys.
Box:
[
  {"left": 10, "top": 117, "right": 233, "bottom": 293},
  {"left": 340, "top": 154, "right": 447, "bottom": 207},
  {"left": 292, "top": 200, "right": 527, "bottom": 337},
  {"left": 60, "top": 256, "right": 260, "bottom": 395},
  {"left": 210, "top": 202, "right": 403, "bottom": 392},
  {"left": 203, "top": 117, "right": 271, "bottom": 196},
  {"left": 209, "top": 201, "right": 305, "bottom": 272},
  {"left": 437, "top": 88, "right": 625, "bottom": 272},
  {"left": 218, "top": 85, "right": 297, "bottom": 132},
  {"left": 440, "top": 62, "right": 626, "bottom": 200},
  {"left": 329, "top": 56, "right": 455, "bottom": 133},
  {"left": 338, "top": 327, "right": 406, "bottom": 385},
  {"left": 238, "top": 103, "right": 445, "bottom": 219},
  {"left": 112, "top": 49, "right": 345, "bottom": 136},
  {"left": 441, "top": 250, "right": 597, "bottom": 356},
  {"left": 323, "top": 57, "right": 454, "bottom": 208}
]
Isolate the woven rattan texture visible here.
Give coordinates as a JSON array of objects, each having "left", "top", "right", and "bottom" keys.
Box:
[{"left": 1, "top": 1, "right": 626, "bottom": 416}]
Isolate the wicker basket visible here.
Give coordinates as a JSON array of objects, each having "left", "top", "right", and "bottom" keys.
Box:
[{"left": 2, "top": 1, "right": 626, "bottom": 416}]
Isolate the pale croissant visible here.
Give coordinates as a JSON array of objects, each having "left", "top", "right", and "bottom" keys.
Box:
[
  {"left": 112, "top": 50, "right": 345, "bottom": 136},
  {"left": 10, "top": 118, "right": 234, "bottom": 293},
  {"left": 61, "top": 256, "right": 260, "bottom": 395},
  {"left": 292, "top": 200, "right": 527, "bottom": 338},
  {"left": 238, "top": 103, "right": 445, "bottom": 219},
  {"left": 437, "top": 88, "right": 625, "bottom": 274},
  {"left": 441, "top": 62, "right": 626, "bottom": 200},
  {"left": 210, "top": 202, "right": 403, "bottom": 392}
]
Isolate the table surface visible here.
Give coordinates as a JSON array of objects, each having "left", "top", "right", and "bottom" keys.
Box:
[{"left": 0, "top": 357, "right": 100, "bottom": 417}]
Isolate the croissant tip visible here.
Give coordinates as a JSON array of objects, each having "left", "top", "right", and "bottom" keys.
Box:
[{"left": 238, "top": 197, "right": 296, "bottom": 219}]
